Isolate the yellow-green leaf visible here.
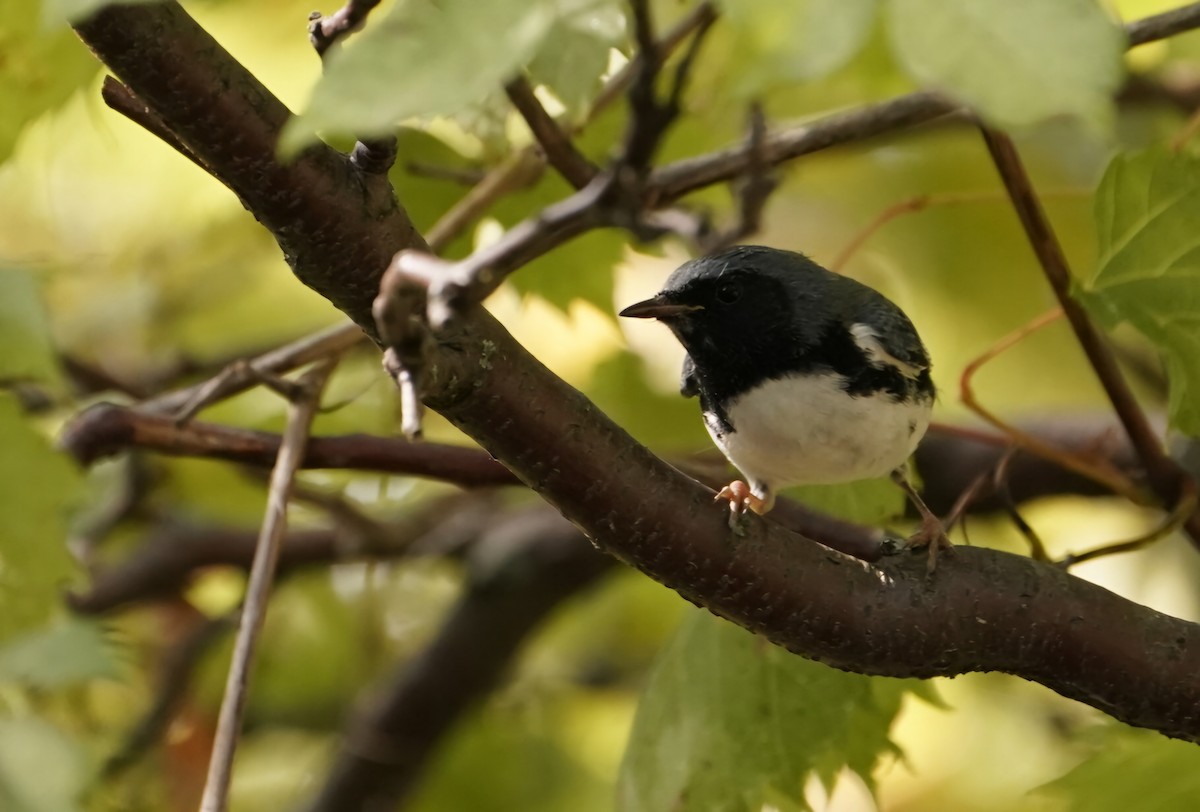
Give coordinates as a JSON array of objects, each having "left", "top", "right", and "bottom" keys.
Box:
[{"left": 887, "top": 0, "right": 1122, "bottom": 129}]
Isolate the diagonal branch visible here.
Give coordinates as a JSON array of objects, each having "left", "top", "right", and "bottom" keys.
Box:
[
  {"left": 309, "top": 0, "right": 382, "bottom": 57},
  {"left": 200, "top": 359, "right": 336, "bottom": 812},
  {"left": 75, "top": 1, "right": 425, "bottom": 335},
  {"left": 977, "top": 126, "right": 1199, "bottom": 547},
  {"left": 72, "top": 0, "right": 1200, "bottom": 743},
  {"left": 303, "top": 508, "right": 613, "bottom": 812},
  {"left": 504, "top": 75, "right": 598, "bottom": 189}
]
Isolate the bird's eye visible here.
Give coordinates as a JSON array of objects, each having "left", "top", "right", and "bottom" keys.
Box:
[{"left": 715, "top": 280, "right": 741, "bottom": 304}]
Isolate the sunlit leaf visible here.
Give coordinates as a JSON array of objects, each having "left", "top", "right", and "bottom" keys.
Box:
[
  {"left": 529, "top": 4, "right": 625, "bottom": 120},
  {"left": 1080, "top": 147, "right": 1200, "bottom": 436},
  {"left": 618, "top": 610, "right": 912, "bottom": 811},
  {"left": 0, "top": 395, "right": 81, "bottom": 641},
  {"left": 887, "top": 0, "right": 1123, "bottom": 129},
  {"left": 715, "top": 0, "right": 879, "bottom": 95},
  {"left": 0, "top": 0, "right": 98, "bottom": 165},
  {"left": 285, "top": 0, "right": 617, "bottom": 151},
  {"left": 0, "top": 717, "right": 88, "bottom": 812},
  {"left": 1032, "top": 725, "right": 1200, "bottom": 811},
  {"left": 0, "top": 617, "right": 119, "bottom": 688},
  {"left": 0, "top": 268, "right": 59, "bottom": 383}
]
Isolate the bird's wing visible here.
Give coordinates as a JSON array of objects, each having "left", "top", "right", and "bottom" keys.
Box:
[
  {"left": 680, "top": 354, "right": 700, "bottom": 398},
  {"left": 846, "top": 297, "right": 930, "bottom": 379}
]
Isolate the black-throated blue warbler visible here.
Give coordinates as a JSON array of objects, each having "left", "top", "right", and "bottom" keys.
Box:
[{"left": 620, "top": 244, "right": 946, "bottom": 549}]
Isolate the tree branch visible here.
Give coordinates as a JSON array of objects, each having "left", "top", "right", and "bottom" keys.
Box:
[
  {"left": 504, "top": 76, "right": 598, "bottom": 189},
  {"left": 74, "top": 1, "right": 424, "bottom": 335},
  {"left": 421, "top": 314, "right": 1200, "bottom": 741},
  {"left": 70, "top": 0, "right": 1200, "bottom": 742},
  {"left": 977, "top": 126, "right": 1199, "bottom": 546},
  {"left": 308, "top": 0, "right": 382, "bottom": 57},
  {"left": 69, "top": 494, "right": 496, "bottom": 614},
  {"left": 200, "top": 360, "right": 335, "bottom": 812},
  {"left": 1127, "top": 1, "right": 1200, "bottom": 46},
  {"left": 303, "top": 508, "right": 614, "bottom": 812}
]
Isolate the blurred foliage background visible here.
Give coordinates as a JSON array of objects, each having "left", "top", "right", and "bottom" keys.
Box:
[{"left": 3, "top": 0, "right": 1200, "bottom": 810}]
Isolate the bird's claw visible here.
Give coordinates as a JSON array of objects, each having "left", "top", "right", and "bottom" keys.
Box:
[
  {"left": 715, "top": 480, "right": 767, "bottom": 532},
  {"left": 902, "top": 514, "right": 953, "bottom": 574}
]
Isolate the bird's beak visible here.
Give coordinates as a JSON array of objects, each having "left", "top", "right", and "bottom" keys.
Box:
[{"left": 619, "top": 295, "right": 703, "bottom": 320}]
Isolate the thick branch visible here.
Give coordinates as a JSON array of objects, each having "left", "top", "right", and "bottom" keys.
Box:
[
  {"left": 71, "top": 0, "right": 1200, "bottom": 741},
  {"left": 421, "top": 314, "right": 1200, "bottom": 742},
  {"left": 74, "top": 2, "right": 424, "bottom": 335}
]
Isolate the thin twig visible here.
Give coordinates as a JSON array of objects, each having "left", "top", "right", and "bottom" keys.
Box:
[
  {"left": 977, "top": 125, "right": 1199, "bottom": 547},
  {"left": 308, "top": 0, "right": 382, "bottom": 57},
  {"left": 421, "top": 2, "right": 716, "bottom": 253},
  {"left": 585, "top": 2, "right": 716, "bottom": 126},
  {"left": 958, "top": 306, "right": 1147, "bottom": 502},
  {"left": 1126, "top": 1, "right": 1200, "bottom": 46},
  {"left": 1058, "top": 478, "right": 1200, "bottom": 568},
  {"left": 702, "top": 103, "right": 779, "bottom": 252},
  {"left": 61, "top": 402, "right": 517, "bottom": 487},
  {"left": 199, "top": 358, "right": 338, "bottom": 812},
  {"left": 138, "top": 322, "right": 365, "bottom": 417},
  {"left": 424, "top": 151, "right": 546, "bottom": 251},
  {"left": 621, "top": 0, "right": 715, "bottom": 174},
  {"left": 405, "top": 161, "right": 486, "bottom": 186},
  {"left": 308, "top": 2, "right": 396, "bottom": 174},
  {"left": 992, "top": 450, "right": 1050, "bottom": 562},
  {"left": 829, "top": 188, "right": 1086, "bottom": 271},
  {"left": 505, "top": 76, "right": 598, "bottom": 189},
  {"left": 401, "top": 6, "right": 718, "bottom": 327}
]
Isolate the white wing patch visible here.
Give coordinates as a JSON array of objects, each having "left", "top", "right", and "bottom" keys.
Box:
[{"left": 849, "top": 323, "right": 923, "bottom": 379}]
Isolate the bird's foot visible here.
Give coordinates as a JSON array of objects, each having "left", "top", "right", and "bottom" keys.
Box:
[
  {"left": 890, "top": 468, "right": 953, "bottom": 573},
  {"left": 902, "top": 512, "right": 953, "bottom": 574},
  {"left": 715, "top": 480, "right": 767, "bottom": 532}
]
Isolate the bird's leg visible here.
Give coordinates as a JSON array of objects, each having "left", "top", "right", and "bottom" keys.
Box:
[
  {"left": 715, "top": 480, "right": 770, "bottom": 531},
  {"left": 890, "top": 468, "right": 952, "bottom": 572}
]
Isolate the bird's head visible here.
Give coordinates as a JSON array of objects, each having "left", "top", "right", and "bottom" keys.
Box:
[{"left": 619, "top": 246, "right": 835, "bottom": 364}]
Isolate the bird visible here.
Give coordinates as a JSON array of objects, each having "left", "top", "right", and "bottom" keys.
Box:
[{"left": 619, "top": 244, "right": 947, "bottom": 552}]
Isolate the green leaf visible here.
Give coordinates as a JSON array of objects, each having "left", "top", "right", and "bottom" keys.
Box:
[
  {"left": 0, "top": 395, "right": 81, "bottom": 641},
  {"left": 284, "top": 0, "right": 579, "bottom": 151},
  {"left": 528, "top": 3, "right": 625, "bottom": 121},
  {"left": 1032, "top": 725, "right": 1200, "bottom": 812},
  {"left": 0, "top": 717, "right": 88, "bottom": 812},
  {"left": 0, "top": 268, "right": 59, "bottom": 383},
  {"left": 618, "top": 610, "right": 912, "bottom": 811},
  {"left": 0, "top": 617, "right": 119, "bottom": 688},
  {"left": 714, "top": 0, "right": 879, "bottom": 95},
  {"left": 0, "top": 0, "right": 98, "bottom": 166},
  {"left": 886, "top": 0, "right": 1122, "bottom": 129},
  {"left": 1080, "top": 147, "right": 1200, "bottom": 436}
]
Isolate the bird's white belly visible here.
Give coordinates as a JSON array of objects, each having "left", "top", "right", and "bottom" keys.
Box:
[{"left": 705, "top": 373, "right": 931, "bottom": 488}]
